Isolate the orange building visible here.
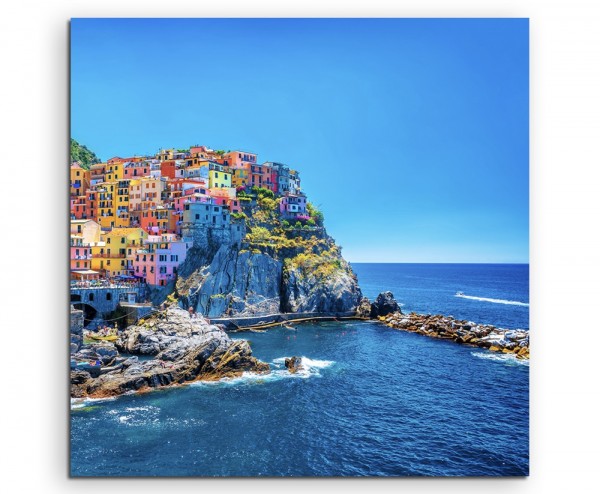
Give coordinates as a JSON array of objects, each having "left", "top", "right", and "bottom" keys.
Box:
[{"left": 70, "top": 163, "right": 90, "bottom": 197}]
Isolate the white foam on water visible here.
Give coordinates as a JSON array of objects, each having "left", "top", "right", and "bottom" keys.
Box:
[
  {"left": 471, "top": 351, "right": 529, "bottom": 366},
  {"left": 191, "top": 356, "right": 336, "bottom": 388},
  {"left": 70, "top": 396, "right": 117, "bottom": 410},
  {"left": 455, "top": 293, "right": 529, "bottom": 307}
]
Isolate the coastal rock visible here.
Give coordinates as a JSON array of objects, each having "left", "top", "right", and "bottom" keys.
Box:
[
  {"left": 71, "top": 307, "right": 270, "bottom": 398},
  {"left": 356, "top": 297, "right": 372, "bottom": 319},
  {"left": 370, "top": 291, "right": 402, "bottom": 318},
  {"left": 284, "top": 356, "right": 303, "bottom": 374},
  {"left": 376, "top": 310, "right": 529, "bottom": 359}
]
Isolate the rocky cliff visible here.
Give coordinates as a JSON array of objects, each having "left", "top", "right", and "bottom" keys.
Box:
[{"left": 175, "top": 191, "right": 362, "bottom": 318}]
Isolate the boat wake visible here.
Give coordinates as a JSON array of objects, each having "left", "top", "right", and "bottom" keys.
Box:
[{"left": 455, "top": 293, "right": 529, "bottom": 307}]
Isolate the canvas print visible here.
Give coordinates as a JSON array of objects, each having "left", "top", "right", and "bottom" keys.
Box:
[{"left": 69, "top": 18, "right": 529, "bottom": 477}]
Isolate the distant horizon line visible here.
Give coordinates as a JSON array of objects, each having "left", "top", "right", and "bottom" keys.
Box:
[{"left": 348, "top": 261, "right": 529, "bottom": 265}]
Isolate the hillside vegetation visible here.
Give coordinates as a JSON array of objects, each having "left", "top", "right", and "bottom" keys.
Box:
[{"left": 71, "top": 138, "right": 101, "bottom": 169}]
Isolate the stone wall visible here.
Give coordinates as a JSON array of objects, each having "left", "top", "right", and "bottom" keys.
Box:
[{"left": 70, "top": 285, "right": 146, "bottom": 316}]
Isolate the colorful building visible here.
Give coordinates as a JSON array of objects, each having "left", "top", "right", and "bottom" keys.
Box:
[
  {"left": 123, "top": 161, "right": 151, "bottom": 179},
  {"left": 113, "top": 179, "right": 131, "bottom": 228},
  {"left": 91, "top": 227, "right": 148, "bottom": 277},
  {"left": 222, "top": 150, "right": 257, "bottom": 168},
  {"left": 289, "top": 169, "right": 301, "bottom": 195},
  {"left": 70, "top": 236, "right": 93, "bottom": 271},
  {"left": 207, "top": 161, "right": 232, "bottom": 189},
  {"left": 70, "top": 219, "right": 101, "bottom": 245},
  {"left": 105, "top": 161, "right": 124, "bottom": 182},
  {"left": 279, "top": 193, "right": 307, "bottom": 218},
  {"left": 231, "top": 164, "right": 250, "bottom": 190},
  {"left": 183, "top": 202, "right": 231, "bottom": 228},
  {"left": 208, "top": 187, "right": 241, "bottom": 213},
  {"left": 269, "top": 162, "right": 290, "bottom": 195},
  {"left": 89, "top": 162, "right": 106, "bottom": 185},
  {"left": 133, "top": 234, "right": 192, "bottom": 286},
  {"left": 70, "top": 196, "right": 88, "bottom": 220},
  {"left": 70, "top": 163, "right": 90, "bottom": 197},
  {"left": 94, "top": 182, "right": 116, "bottom": 229},
  {"left": 129, "top": 177, "right": 166, "bottom": 212}
]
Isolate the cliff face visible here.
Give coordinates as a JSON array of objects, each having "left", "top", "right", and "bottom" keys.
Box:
[
  {"left": 283, "top": 261, "right": 361, "bottom": 313},
  {"left": 193, "top": 246, "right": 283, "bottom": 317},
  {"left": 175, "top": 193, "right": 362, "bottom": 318}
]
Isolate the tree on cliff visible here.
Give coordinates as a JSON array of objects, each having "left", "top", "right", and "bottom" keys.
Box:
[{"left": 70, "top": 138, "right": 101, "bottom": 169}]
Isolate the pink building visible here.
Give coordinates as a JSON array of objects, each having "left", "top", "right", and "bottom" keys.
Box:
[
  {"left": 223, "top": 150, "right": 257, "bottom": 169},
  {"left": 208, "top": 187, "right": 241, "bottom": 213},
  {"left": 133, "top": 234, "right": 192, "bottom": 286},
  {"left": 70, "top": 236, "right": 92, "bottom": 271},
  {"left": 123, "top": 161, "right": 151, "bottom": 179},
  {"left": 279, "top": 193, "right": 307, "bottom": 219}
]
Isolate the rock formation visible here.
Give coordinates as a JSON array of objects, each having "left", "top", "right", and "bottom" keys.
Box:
[
  {"left": 284, "top": 356, "right": 303, "bottom": 374},
  {"left": 370, "top": 291, "right": 402, "bottom": 318},
  {"left": 70, "top": 306, "right": 269, "bottom": 398},
  {"left": 377, "top": 310, "right": 529, "bottom": 359},
  {"left": 175, "top": 194, "right": 363, "bottom": 318}
]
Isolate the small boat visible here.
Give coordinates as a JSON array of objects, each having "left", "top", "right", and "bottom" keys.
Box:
[
  {"left": 87, "top": 334, "right": 118, "bottom": 342},
  {"left": 456, "top": 291, "right": 465, "bottom": 297},
  {"left": 282, "top": 323, "right": 296, "bottom": 330}
]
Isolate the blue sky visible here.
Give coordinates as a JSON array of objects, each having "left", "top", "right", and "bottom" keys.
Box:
[{"left": 71, "top": 18, "right": 529, "bottom": 263}]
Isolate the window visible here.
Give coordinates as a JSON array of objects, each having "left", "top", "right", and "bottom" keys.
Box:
[
  {"left": 195, "top": 214, "right": 200, "bottom": 220},
  {"left": 88, "top": 293, "right": 94, "bottom": 302},
  {"left": 76, "top": 261, "right": 80, "bottom": 268},
  {"left": 121, "top": 237, "right": 125, "bottom": 244},
  {"left": 159, "top": 254, "right": 167, "bottom": 262},
  {"left": 107, "top": 237, "right": 111, "bottom": 244},
  {"left": 106, "top": 292, "right": 112, "bottom": 301},
  {"left": 170, "top": 255, "right": 178, "bottom": 262},
  {"left": 75, "top": 249, "right": 79, "bottom": 255}
]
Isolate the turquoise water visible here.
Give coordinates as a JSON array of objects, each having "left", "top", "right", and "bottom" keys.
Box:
[{"left": 71, "top": 263, "right": 529, "bottom": 476}]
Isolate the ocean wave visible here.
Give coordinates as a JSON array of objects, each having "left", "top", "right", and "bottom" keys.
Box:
[
  {"left": 70, "top": 396, "right": 117, "bottom": 410},
  {"left": 455, "top": 293, "right": 529, "bottom": 307},
  {"left": 191, "top": 356, "right": 336, "bottom": 388},
  {"left": 470, "top": 351, "right": 529, "bottom": 366}
]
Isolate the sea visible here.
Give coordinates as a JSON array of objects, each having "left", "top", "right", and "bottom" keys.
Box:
[{"left": 70, "top": 263, "right": 529, "bottom": 477}]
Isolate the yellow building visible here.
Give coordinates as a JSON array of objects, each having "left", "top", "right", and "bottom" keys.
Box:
[
  {"left": 113, "top": 179, "right": 131, "bottom": 227},
  {"left": 205, "top": 161, "right": 232, "bottom": 189},
  {"left": 105, "top": 162, "right": 124, "bottom": 182},
  {"left": 91, "top": 227, "right": 148, "bottom": 277},
  {"left": 231, "top": 165, "right": 249, "bottom": 189},
  {"left": 95, "top": 182, "right": 116, "bottom": 229}
]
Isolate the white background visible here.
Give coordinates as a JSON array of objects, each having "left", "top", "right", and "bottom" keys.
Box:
[{"left": 1, "top": 0, "right": 599, "bottom": 492}]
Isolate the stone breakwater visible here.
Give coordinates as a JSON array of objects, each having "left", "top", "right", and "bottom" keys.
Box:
[{"left": 377, "top": 311, "right": 530, "bottom": 359}]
